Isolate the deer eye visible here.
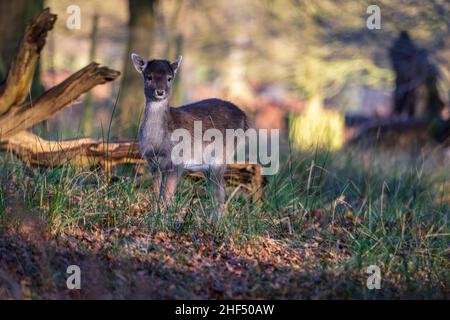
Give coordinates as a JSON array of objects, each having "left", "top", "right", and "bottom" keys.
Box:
[
  {"left": 168, "top": 77, "right": 172, "bottom": 82},
  {"left": 147, "top": 76, "right": 152, "bottom": 81}
]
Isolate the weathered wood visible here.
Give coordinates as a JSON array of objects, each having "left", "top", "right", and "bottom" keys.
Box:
[
  {"left": 189, "top": 162, "right": 264, "bottom": 203},
  {"left": 1, "top": 130, "right": 142, "bottom": 170},
  {"left": 0, "top": 63, "right": 120, "bottom": 140},
  {"left": 0, "top": 8, "right": 120, "bottom": 141},
  {"left": 0, "top": 8, "right": 264, "bottom": 202},
  {"left": 0, "top": 8, "right": 56, "bottom": 115},
  {"left": 1, "top": 131, "right": 264, "bottom": 201}
]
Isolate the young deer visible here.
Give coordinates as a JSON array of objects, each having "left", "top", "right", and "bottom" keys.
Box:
[{"left": 131, "top": 53, "right": 248, "bottom": 218}]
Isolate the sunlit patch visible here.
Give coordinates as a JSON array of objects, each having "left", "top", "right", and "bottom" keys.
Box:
[{"left": 289, "top": 98, "right": 345, "bottom": 151}]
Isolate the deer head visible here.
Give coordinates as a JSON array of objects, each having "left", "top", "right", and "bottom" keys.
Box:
[{"left": 131, "top": 53, "right": 182, "bottom": 102}]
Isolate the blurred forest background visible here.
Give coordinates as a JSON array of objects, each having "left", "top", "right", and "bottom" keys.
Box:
[
  {"left": 0, "top": 0, "right": 449, "bottom": 299},
  {"left": 1, "top": 0, "right": 449, "bottom": 146}
]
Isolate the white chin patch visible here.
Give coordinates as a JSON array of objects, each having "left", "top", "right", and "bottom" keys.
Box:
[{"left": 150, "top": 99, "right": 167, "bottom": 110}]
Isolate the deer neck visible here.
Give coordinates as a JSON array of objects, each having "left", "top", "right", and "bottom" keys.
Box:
[
  {"left": 144, "top": 98, "right": 170, "bottom": 116},
  {"left": 140, "top": 98, "right": 171, "bottom": 147}
]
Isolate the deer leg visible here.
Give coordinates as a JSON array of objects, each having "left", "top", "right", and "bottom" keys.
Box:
[
  {"left": 205, "top": 165, "right": 226, "bottom": 219},
  {"left": 151, "top": 171, "right": 163, "bottom": 212},
  {"left": 158, "top": 169, "right": 181, "bottom": 211}
]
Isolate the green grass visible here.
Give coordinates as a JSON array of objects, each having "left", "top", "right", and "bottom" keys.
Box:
[
  {"left": 0, "top": 144, "right": 448, "bottom": 298},
  {"left": 0, "top": 182, "right": 5, "bottom": 222}
]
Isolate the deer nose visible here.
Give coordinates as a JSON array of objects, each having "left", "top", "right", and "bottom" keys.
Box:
[{"left": 155, "top": 90, "right": 165, "bottom": 97}]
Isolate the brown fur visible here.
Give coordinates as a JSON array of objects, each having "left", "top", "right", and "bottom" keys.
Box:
[{"left": 131, "top": 54, "right": 248, "bottom": 218}]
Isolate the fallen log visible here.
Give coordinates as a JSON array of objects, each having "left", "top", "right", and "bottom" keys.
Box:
[
  {"left": 1, "top": 130, "right": 264, "bottom": 203},
  {"left": 1, "top": 130, "right": 142, "bottom": 170},
  {"left": 346, "top": 117, "right": 450, "bottom": 148},
  {"left": 0, "top": 8, "right": 264, "bottom": 203}
]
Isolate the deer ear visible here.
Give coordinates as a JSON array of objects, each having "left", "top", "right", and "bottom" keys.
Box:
[
  {"left": 131, "top": 53, "right": 147, "bottom": 73},
  {"left": 171, "top": 56, "right": 183, "bottom": 75}
]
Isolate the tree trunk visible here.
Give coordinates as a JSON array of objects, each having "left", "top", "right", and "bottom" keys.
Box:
[
  {"left": 0, "top": 0, "right": 46, "bottom": 134},
  {"left": 0, "top": 0, "right": 29, "bottom": 79},
  {"left": 0, "top": 8, "right": 55, "bottom": 115},
  {"left": 115, "top": 0, "right": 158, "bottom": 138},
  {"left": 81, "top": 14, "right": 100, "bottom": 136}
]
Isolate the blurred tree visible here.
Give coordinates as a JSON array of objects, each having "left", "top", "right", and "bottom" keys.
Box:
[
  {"left": 0, "top": 0, "right": 44, "bottom": 95},
  {"left": 390, "top": 31, "right": 419, "bottom": 118},
  {"left": 162, "top": 0, "right": 184, "bottom": 105},
  {"left": 81, "top": 14, "right": 99, "bottom": 136},
  {"left": 0, "top": 0, "right": 29, "bottom": 80},
  {"left": 390, "top": 31, "right": 445, "bottom": 119},
  {"left": 176, "top": 0, "right": 448, "bottom": 106},
  {"left": 171, "top": 33, "right": 184, "bottom": 105},
  {"left": 115, "top": 0, "right": 159, "bottom": 138},
  {"left": 189, "top": 0, "right": 448, "bottom": 149},
  {"left": 0, "top": 0, "right": 46, "bottom": 134}
]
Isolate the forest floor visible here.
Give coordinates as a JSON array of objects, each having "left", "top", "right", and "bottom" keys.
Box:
[{"left": 0, "top": 145, "right": 448, "bottom": 299}]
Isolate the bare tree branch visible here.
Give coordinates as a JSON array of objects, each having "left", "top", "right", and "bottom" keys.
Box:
[
  {"left": 0, "top": 63, "right": 120, "bottom": 140},
  {"left": 0, "top": 8, "right": 56, "bottom": 115}
]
